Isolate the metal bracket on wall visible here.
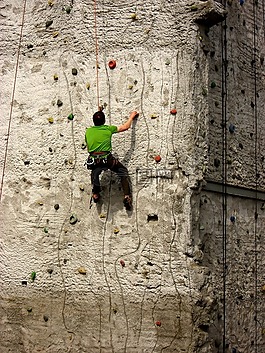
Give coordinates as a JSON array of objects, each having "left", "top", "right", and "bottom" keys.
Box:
[{"left": 203, "top": 180, "right": 265, "bottom": 201}]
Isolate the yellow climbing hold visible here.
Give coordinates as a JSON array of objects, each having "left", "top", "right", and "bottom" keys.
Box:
[
  {"left": 151, "top": 114, "right": 158, "bottom": 119},
  {"left": 99, "top": 213, "right": 106, "bottom": 219},
  {"left": 78, "top": 267, "right": 87, "bottom": 275},
  {"left": 48, "top": 117, "right": 54, "bottom": 124},
  {"left": 53, "top": 31, "right": 59, "bottom": 38},
  {"left": 131, "top": 13, "right": 137, "bottom": 20},
  {"left": 113, "top": 228, "right": 120, "bottom": 234},
  {"left": 86, "top": 82, "right": 90, "bottom": 90},
  {"left": 53, "top": 74, "right": 58, "bottom": 81},
  {"left": 48, "top": 0, "right": 54, "bottom": 6}
]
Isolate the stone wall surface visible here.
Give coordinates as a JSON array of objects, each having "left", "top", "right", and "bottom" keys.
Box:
[{"left": 0, "top": 1, "right": 264, "bottom": 353}]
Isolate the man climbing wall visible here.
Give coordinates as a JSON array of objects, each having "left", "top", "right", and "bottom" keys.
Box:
[{"left": 85, "top": 110, "right": 138, "bottom": 210}]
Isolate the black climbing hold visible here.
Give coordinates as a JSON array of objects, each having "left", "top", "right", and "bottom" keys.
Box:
[
  {"left": 239, "top": 143, "right": 243, "bottom": 149},
  {"left": 147, "top": 261, "right": 154, "bottom": 266},
  {"left": 251, "top": 101, "right": 255, "bottom": 108},
  {"left": 229, "top": 124, "right": 235, "bottom": 133},
  {"left": 232, "top": 348, "right": 237, "bottom": 353},
  {"left": 210, "top": 81, "right": 216, "bottom": 88},
  {"left": 24, "top": 160, "right": 30, "bottom": 165},
  {"left": 27, "top": 44, "right": 33, "bottom": 49},
  {"left": 57, "top": 99, "right": 63, "bottom": 107},
  {"left": 43, "top": 315, "right": 49, "bottom": 322},
  {"left": 49, "top": 147, "right": 53, "bottom": 152},
  {"left": 22, "top": 280, "right": 27, "bottom": 286},
  {"left": 47, "top": 268, "right": 53, "bottom": 274},
  {"left": 45, "top": 20, "right": 53, "bottom": 29},
  {"left": 214, "top": 158, "right": 220, "bottom": 168},
  {"left": 54, "top": 204, "right": 59, "bottom": 210},
  {"left": 147, "top": 214, "right": 158, "bottom": 222},
  {"left": 72, "top": 68, "right": 78, "bottom": 75}
]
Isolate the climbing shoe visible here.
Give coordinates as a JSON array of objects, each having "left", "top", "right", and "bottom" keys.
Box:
[{"left": 123, "top": 195, "right": 132, "bottom": 210}]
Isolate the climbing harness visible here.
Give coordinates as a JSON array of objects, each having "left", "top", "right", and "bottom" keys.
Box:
[{"left": 84, "top": 151, "right": 110, "bottom": 170}]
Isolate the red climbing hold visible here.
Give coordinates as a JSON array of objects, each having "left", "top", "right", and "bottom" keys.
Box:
[
  {"left": 108, "top": 60, "right": 116, "bottom": 69},
  {"left": 154, "top": 155, "right": 161, "bottom": 163},
  {"left": 120, "top": 259, "right": 125, "bottom": 267},
  {"left": 170, "top": 109, "right": 177, "bottom": 115},
  {"left": 155, "top": 321, "right": 161, "bottom": 326}
]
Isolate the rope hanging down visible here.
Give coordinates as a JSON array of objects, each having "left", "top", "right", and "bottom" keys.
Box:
[
  {"left": 93, "top": 0, "right": 100, "bottom": 110},
  {"left": 0, "top": 0, "right": 27, "bottom": 203}
]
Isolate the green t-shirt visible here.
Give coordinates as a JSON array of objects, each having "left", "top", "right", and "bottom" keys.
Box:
[{"left": 85, "top": 125, "right": 118, "bottom": 153}]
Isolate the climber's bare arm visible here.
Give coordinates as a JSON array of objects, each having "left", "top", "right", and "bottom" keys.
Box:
[{"left": 118, "top": 111, "right": 138, "bottom": 132}]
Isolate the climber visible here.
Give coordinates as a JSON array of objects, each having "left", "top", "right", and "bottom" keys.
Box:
[{"left": 85, "top": 110, "right": 138, "bottom": 210}]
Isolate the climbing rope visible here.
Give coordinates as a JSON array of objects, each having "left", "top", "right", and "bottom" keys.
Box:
[
  {"left": 221, "top": 1, "right": 228, "bottom": 351},
  {"left": 0, "top": 0, "right": 27, "bottom": 203},
  {"left": 93, "top": 0, "right": 100, "bottom": 110}
]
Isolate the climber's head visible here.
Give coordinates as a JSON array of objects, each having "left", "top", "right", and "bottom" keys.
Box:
[{"left": 93, "top": 111, "right": 105, "bottom": 126}]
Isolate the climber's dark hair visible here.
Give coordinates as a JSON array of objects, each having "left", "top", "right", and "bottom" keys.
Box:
[{"left": 93, "top": 111, "right": 105, "bottom": 126}]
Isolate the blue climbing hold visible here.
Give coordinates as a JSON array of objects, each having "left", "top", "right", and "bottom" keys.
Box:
[
  {"left": 229, "top": 123, "right": 235, "bottom": 133},
  {"left": 230, "top": 215, "right": 236, "bottom": 223},
  {"left": 240, "top": 0, "right": 244, "bottom": 5}
]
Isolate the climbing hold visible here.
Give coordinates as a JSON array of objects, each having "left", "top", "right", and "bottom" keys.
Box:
[
  {"left": 48, "top": 117, "right": 54, "bottom": 124},
  {"left": 131, "top": 13, "right": 137, "bottom": 20},
  {"left": 202, "top": 87, "right": 207, "bottom": 96},
  {"left": 43, "top": 315, "right": 49, "bottom": 322},
  {"left": 49, "top": 147, "right": 53, "bottom": 153},
  {"left": 65, "top": 6, "right": 71, "bottom": 14},
  {"left": 78, "top": 267, "right": 87, "bottom": 275},
  {"left": 24, "top": 160, "right": 30, "bottom": 165},
  {"left": 113, "top": 228, "right": 120, "bottom": 234},
  {"left": 154, "top": 155, "right": 161, "bottom": 163},
  {"left": 81, "top": 143, "right": 86, "bottom": 150},
  {"left": 261, "top": 203, "right": 265, "bottom": 210},
  {"left": 99, "top": 213, "right": 106, "bottom": 218},
  {"left": 108, "top": 60, "right": 116, "bottom": 69},
  {"left": 79, "top": 185, "right": 85, "bottom": 191},
  {"left": 165, "top": 58, "right": 170, "bottom": 65},
  {"left": 27, "top": 44, "right": 33, "bottom": 49},
  {"left": 53, "top": 74, "right": 58, "bottom": 81},
  {"left": 30, "top": 271, "right": 36, "bottom": 282},
  {"left": 170, "top": 109, "right": 177, "bottom": 115},
  {"left": 69, "top": 214, "right": 78, "bottom": 225},
  {"left": 240, "top": 0, "right": 244, "bottom": 5},
  {"left": 151, "top": 114, "right": 158, "bottom": 119},
  {"left": 37, "top": 201, "right": 44, "bottom": 206},
  {"left": 44, "top": 227, "right": 48, "bottom": 233},
  {"left": 22, "top": 280, "right": 27, "bottom": 286},
  {"left": 27, "top": 307, "right": 32, "bottom": 313},
  {"left": 239, "top": 143, "right": 243, "bottom": 149},
  {"left": 230, "top": 215, "right": 236, "bottom": 223},
  {"left": 86, "top": 82, "right": 90, "bottom": 90},
  {"left": 54, "top": 204, "right": 59, "bottom": 210},
  {"left": 120, "top": 259, "right": 125, "bottom": 267},
  {"left": 45, "top": 20, "right": 53, "bottom": 29},
  {"left": 210, "top": 81, "right": 216, "bottom": 88},
  {"left": 68, "top": 113, "right": 74, "bottom": 120},
  {"left": 128, "top": 84, "right": 133, "bottom": 90},
  {"left": 53, "top": 31, "right": 59, "bottom": 38},
  {"left": 48, "top": 0, "right": 54, "bottom": 6},
  {"left": 147, "top": 214, "right": 158, "bottom": 222},
  {"left": 47, "top": 268, "right": 53, "bottom": 274},
  {"left": 191, "top": 5, "right": 198, "bottom": 11},
  {"left": 57, "top": 99, "right": 63, "bottom": 107},
  {"left": 72, "top": 68, "right": 78, "bottom": 76},
  {"left": 199, "top": 225, "right": 205, "bottom": 230},
  {"left": 214, "top": 158, "right": 220, "bottom": 168},
  {"left": 155, "top": 321, "right": 161, "bottom": 326},
  {"left": 229, "top": 123, "right": 235, "bottom": 133}
]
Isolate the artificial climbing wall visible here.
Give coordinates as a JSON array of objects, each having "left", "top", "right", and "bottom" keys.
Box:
[{"left": 0, "top": 1, "right": 264, "bottom": 353}]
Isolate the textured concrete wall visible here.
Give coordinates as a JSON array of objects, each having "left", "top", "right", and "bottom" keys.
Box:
[{"left": 0, "top": 1, "right": 264, "bottom": 353}]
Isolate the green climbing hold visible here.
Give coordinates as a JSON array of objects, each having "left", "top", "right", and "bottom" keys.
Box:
[
  {"left": 44, "top": 227, "right": 49, "bottom": 233},
  {"left": 69, "top": 214, "right": 78, "bottom": 225},
  {"left": 30, "top": 271, "right": 36, "bottom": 282},
  {"left": 68, "top": 113, "right": 74, "bottom": 120},
  {"left": 65, "top": 6, "right": 71, "bottom": 14},
  {"left": 211, "top": 81, "right": 216, "bottom": 88}
]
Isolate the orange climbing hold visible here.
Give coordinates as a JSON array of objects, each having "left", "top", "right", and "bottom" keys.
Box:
[
  {"left": 154, "top": 155, "right": 161, "bottom": 163},
  {"left": 170, "top": 109, "right": 177, "bottom": 115},
  {"left": 108, "top": 60, "right": 116, "bottom": 69},
  {"left": 155, "top": 321, "right": 161, "bottom": 326}
]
